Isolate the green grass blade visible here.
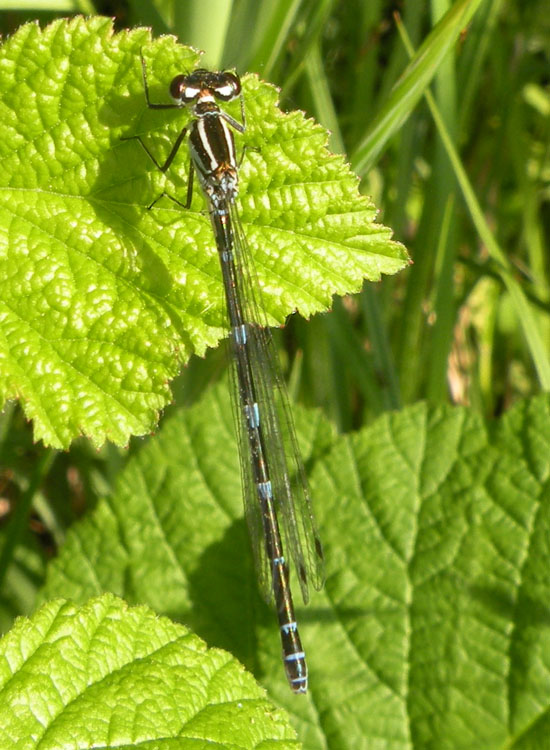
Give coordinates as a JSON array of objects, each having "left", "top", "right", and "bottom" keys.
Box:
[
  {"left": 351, "top": 0, "right": 486, "bottom": 176},
  {"left": 397, "top": 19, "right": 550, "bottom": 389}
]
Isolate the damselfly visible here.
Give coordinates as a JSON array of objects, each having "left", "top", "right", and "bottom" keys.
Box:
[{"left": 123, "top": 53, "right": 324, "bottom": 693}]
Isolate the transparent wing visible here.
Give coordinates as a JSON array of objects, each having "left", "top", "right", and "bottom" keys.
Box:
[
  {"left": 229, "top": 202, "right": 325, "bottom": 604},
  {"left": 226, "top": 330, "right": 272, "bottom": 602}
]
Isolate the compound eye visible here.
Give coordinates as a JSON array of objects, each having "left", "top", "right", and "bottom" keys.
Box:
[
  {"left": 170, "top": 75, "right": 198, "bottom": 103},
  {"left": 215, "top": 72, "right": 241, "bottom": 101}
]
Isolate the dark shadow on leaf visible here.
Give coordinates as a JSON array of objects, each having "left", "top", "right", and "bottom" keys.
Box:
[
  {"left": 470, "top": 583, "right": 550, "bottom": 626},
  {"left": 166, "top": 517, "right": 269, "bottom": 680}
]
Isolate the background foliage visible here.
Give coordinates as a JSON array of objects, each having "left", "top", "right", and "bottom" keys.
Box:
[{"left": 0, "top": 1, "right": 549, "bottom": 749}]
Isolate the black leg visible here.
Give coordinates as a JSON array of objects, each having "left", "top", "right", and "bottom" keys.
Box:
[
  {"left": 120, "top": 125, "right": 188, "bottom": 173},
  {"left": 147, "top": 192, "right": 188, "bottom": 210},
  {"left": 139, "top": 49, "right": 183, "bottom": 111}
]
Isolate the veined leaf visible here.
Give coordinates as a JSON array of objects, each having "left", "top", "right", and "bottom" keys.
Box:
[
  {"left": 40, "top": 382, "right": 550, "bottom": 748},
  {"left": 0, "top": 16, "right": 408, "bottom": 449},
  {"left": 0, "top": 594, "right": 300, "bottom": 749}
]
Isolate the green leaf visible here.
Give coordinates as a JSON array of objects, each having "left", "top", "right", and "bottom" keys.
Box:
[
  {"left": 40, "top": 382, "right": 550, "bottom": 747},
  {"left": 0, "top": 16, "right": 408, "bottom": 449},
  {"left": 40, "top": 381, "right": 337, "bottom": 726},
  {"left": 0, "top": 594, "right": 300, "bottom": 749}
]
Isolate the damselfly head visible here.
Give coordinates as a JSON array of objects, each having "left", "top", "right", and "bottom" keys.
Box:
[{"left": 170, "top": 69, "right": 241, "bottom": 106}]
